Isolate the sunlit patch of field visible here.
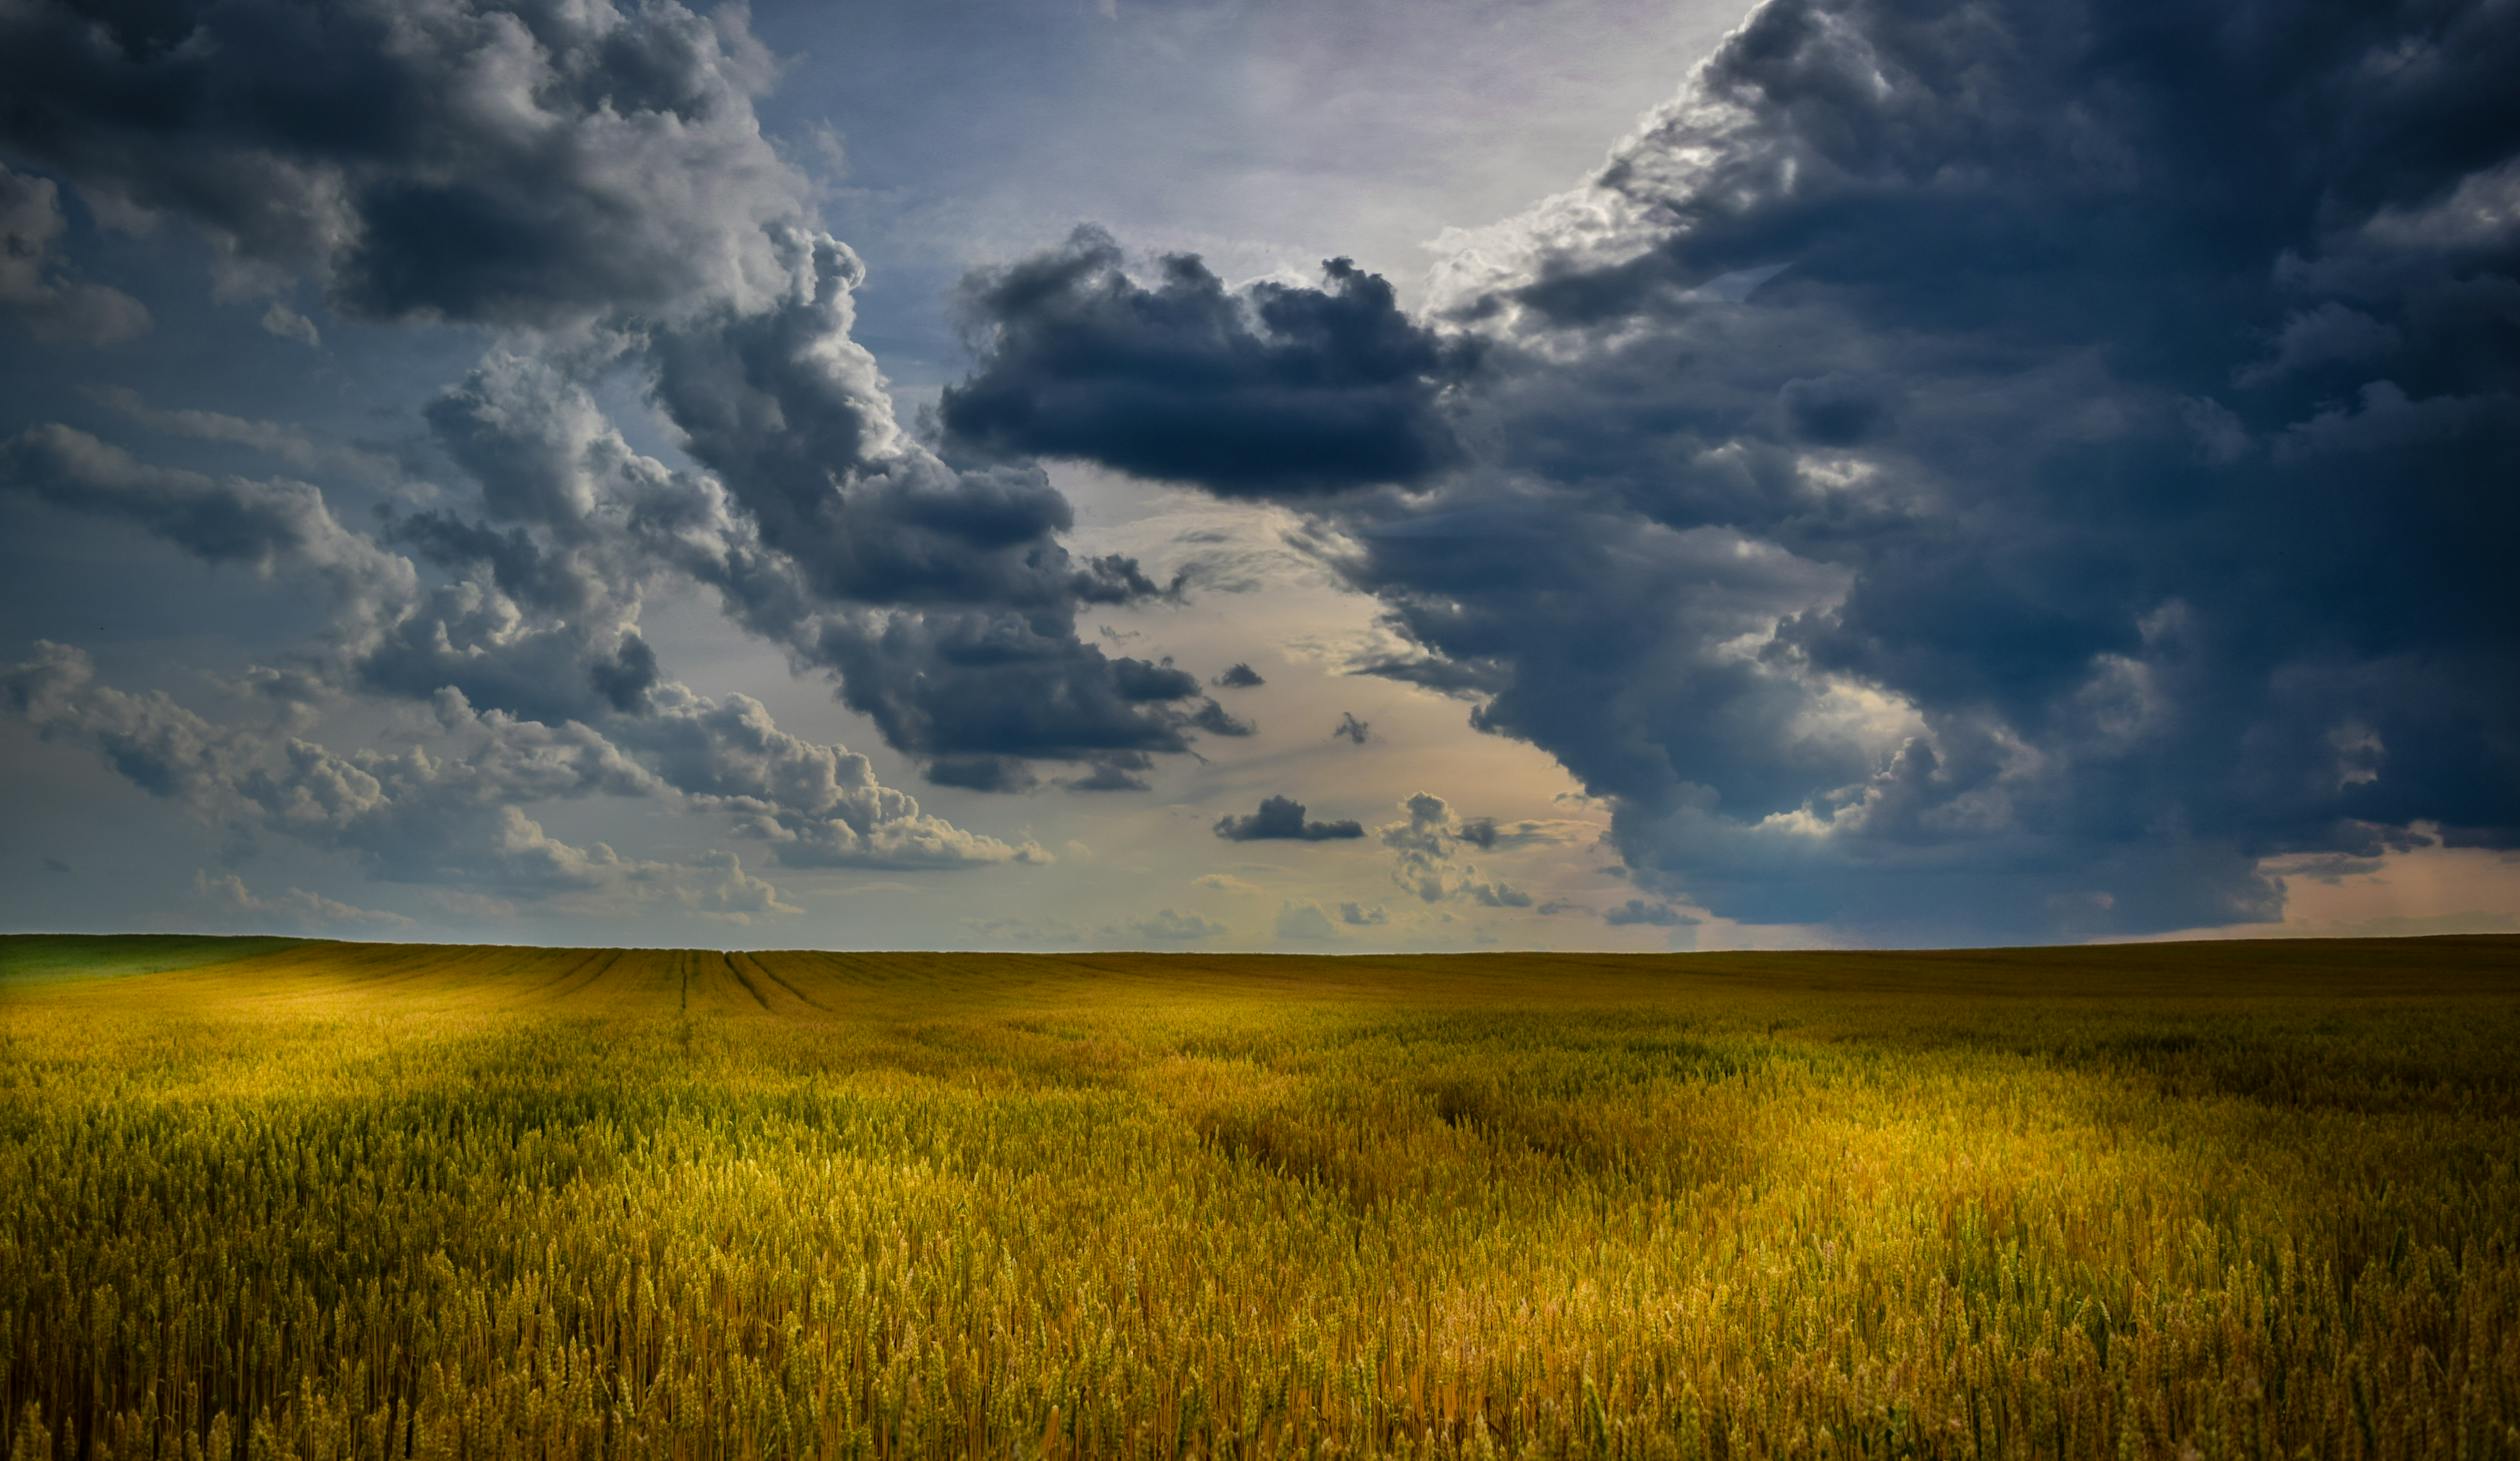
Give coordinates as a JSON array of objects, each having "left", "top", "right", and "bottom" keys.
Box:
[{"left": 2, "top": 936, "right": 2516, "bottom": 1459}]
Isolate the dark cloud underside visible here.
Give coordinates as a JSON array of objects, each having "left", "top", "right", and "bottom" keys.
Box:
[
  {"left": 944, "top": 228, "right": 1465, "bottom": 497},
  {"left": 1214, "top": 795, "right": 1367, "bottom": 843}
]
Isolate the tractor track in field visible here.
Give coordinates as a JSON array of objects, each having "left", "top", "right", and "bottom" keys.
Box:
[
  {"left": 533, "top": 948, "right": 621, "bottom": 1003},
  {"left": 719, "top": 951, "right": 772, "bottom": 1010},
  {"left": 735, "top": 951, "right": 831, "bottom": 1012}
]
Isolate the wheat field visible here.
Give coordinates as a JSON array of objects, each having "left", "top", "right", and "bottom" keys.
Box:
[{"left": 1, "top": 934, "right": 2516, "bottom": 1459}]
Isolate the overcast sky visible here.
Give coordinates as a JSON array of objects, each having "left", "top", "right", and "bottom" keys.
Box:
[{"left": 3, "top": 0, "right": 2515, "bottom": 951}]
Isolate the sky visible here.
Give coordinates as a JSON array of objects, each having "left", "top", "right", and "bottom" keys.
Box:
[{"left": 1, "top": 0, "right": 2515, "bottom": 952}]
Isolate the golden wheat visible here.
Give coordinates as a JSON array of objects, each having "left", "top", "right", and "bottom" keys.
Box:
[{"left": 1, "top": 935, "right": 2515, "bottom": 1459}]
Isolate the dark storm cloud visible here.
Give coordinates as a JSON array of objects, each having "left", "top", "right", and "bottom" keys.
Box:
[
  {"left": 925, "top": 756, "right": 1041, "bottom": 794},
  {"left": 790, "top": 613, "right": 1208, "bottom": 768},
  {"left": 942, "top": 227, "right": 1466, "bottom": 496},
  {"left": 1777, "top": 374, "right": 1891, "bottom": 446},
  {"left": 0, "top": 0, "right": 1239, "bottom": 821},
  {"left": 952, "top": 0, "right": 2520, "bottom": 939},
  {"left": 1603, "top": 898, "right": 1695, "bottom": 928},
  {"left": 628, "top": 232, "right": 1231, "bottom": 777},
  {"left": 1492, "top": 0, "right": 2520, "bottom": 935},
  {"left": 382, "top": 513, "right": 588, "bottom": 619},
  {"left": 1212, "top": 796, "right": 1366, "bottom": 843},
  {"left": 0, "top": 0, "right": 1357, "bottom": 934},
  {"left": 646, "top": 234, "right": 1123, "bottom": 611},
  {"left": 2, "top": 0, "right": 1239, "bottom": 791},
  {"left": 1213, "top": 662, "right": 1266, "bottom": 689},
  {"left": 0, "top": 162, "right": 147, "bottom": 344},
  {"left": 1111, "top": 659, "right": 1201, "bottom": 701},
  {"left": 0, "top": 0, "right": 805, "bottom": 325},
  {"left": 388, "top": 305, "right": 1220, "bottom": 778},
  {"left": 1191, "top": 700, "right": 1256, "bottom": 738},
  {"left": 4, "top": 369, "right": 1047, "bottom": 883}
]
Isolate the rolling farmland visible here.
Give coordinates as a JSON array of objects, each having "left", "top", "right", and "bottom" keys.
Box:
[{"left": 2, "top": 934, "right": 2517, "bottom": 1459}]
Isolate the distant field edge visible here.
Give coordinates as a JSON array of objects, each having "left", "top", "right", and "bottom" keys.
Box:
[{"left": 3, "top": 927, "right": 2517, "bottom": 981}]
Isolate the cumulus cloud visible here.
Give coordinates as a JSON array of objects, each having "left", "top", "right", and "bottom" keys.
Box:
[
  {"left": 1107, "top": 908, "right": 1228, "bottom": 945},
  {"left": 625, "top": 238, "right": 1229, "bottom": 773},
  {"left": 5, "top": 0, "right": 1240, "bottom": 799},
  {"left": 1274, "top": 901, "right": 1339, "bottom": 942},
  {"left": 0, "top": 0, "right": 808, "bottom": 325},
  {"left": 9, "top": 384, "right": 655, "bottom": 736},
  {"left": 1212, "top": 662, "right": 1266, "bottom": 689},
  {"left": 1213, "top": 795, "right": 1367, "bottom": 843},
  {"left": 1, "top": 424, "right": 418, "bottom": 647},
  {"left": 9, "top": 642, "right": 647, "bottom": 891},
  {"left": 258, "top": 304, "right": 320, "bottom": 349},
  {"left": 1603, "top": 898, "right": 1696, "bottom": 928},
  {"left": 944, "top": 227, "right": 1466, "bottom": 496},
  {"left": 10, "top": 0, "right": 2516, "bottom": 945},
  {"left": 946, "top": 0, "right": 2520, "bottom": 940},
  {"left": 4, "top": 642, "right": 1027, "bottom": 922},
  {"left": 6, "top": 643, "right": 251, "bottom": 810},
  {"left": 1191, "top": 700, "right": 1256, "bottom": 738},
  {"left": 392, "top": 317, "right": 1220, "bottom": 777},
  {"left": 611, "top": 682, "right": 1047, "bottom": 870},
  {"left": 673, "top": 849, "right": 802, "bottom": 923},
  {"left": 646, "top": 232, "right": 1131, "bottom": 612},
  {"left": 194, "top": 872, "right": 414, "bottom": 932},
  {"left": 925, "top": 756, "right": 1041, "bottom": 794},
  {"left": 1331, "top": 711, "right": 1371, "bottom": 746},
  {"left": 0, "top": 162, "right": 148, "bottom": 344},
  {"left": 1377, "top": 792, "right": 1559, "bottom": 908}
]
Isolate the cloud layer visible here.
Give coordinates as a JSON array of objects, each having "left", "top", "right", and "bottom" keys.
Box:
[
  {"left": 4, "top": 0, "right": 2515, "bottom": 944},
  {"left": 0, "top": 0, "right": 805, "bottom": 324},
  {"left": 0, "top": 162, "right": 147, "bottom": 344},
  {"left": 946, "top": 0, "right": 2520, "bottom": 939},
  {"left": 0, "top": 0, "right": 1290, "bottom": 944}
]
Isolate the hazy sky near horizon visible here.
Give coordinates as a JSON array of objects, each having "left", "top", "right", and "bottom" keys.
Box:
[{"left": 2, "top": 0, "right": 2515, "bottom": 951}]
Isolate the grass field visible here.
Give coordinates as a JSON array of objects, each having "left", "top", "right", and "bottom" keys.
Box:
[{"left": 1, "top": 934, "right": 2516, "bottom": 1459}]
